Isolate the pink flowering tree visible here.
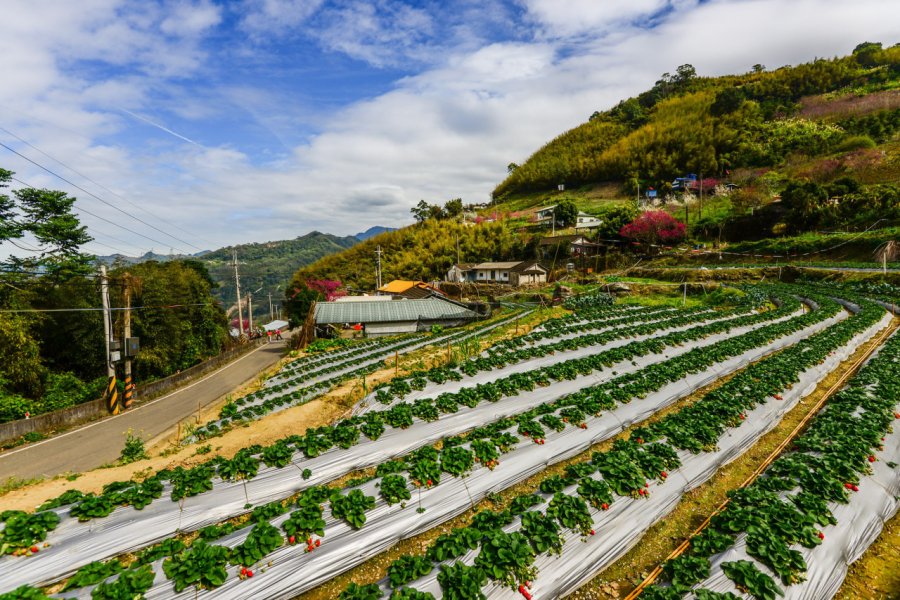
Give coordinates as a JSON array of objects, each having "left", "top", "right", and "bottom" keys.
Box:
[
  {"left": 306, "top": 278, "right": 346, "bottom": 301},
  {"left": 619, "top": 211, "right": 686, "bottom": 251}
]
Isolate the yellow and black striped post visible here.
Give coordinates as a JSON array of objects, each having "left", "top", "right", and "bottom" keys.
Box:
[
  {"left": 123, "top": 375, "right": 134, "bottom": 409},
  {"left": 104, "top": 376, "right": 119, "bottom": 414}
]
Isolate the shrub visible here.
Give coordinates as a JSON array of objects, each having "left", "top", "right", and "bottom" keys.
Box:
[
  {"left": 620, "top": 211, "right": 686, "bottom": 249},
  {"left": 834, "top": 134, "right": 876, "bottom": 153},
  {"left": 39, "top": 372, "right": 87, "bottom": 413},
  {"left": 0, "top": 391, "right": 33, "bottom": 423}
]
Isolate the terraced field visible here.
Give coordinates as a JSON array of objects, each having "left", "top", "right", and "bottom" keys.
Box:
[{"left": 1, "top": 285, "right": 897, "bottom": 600}]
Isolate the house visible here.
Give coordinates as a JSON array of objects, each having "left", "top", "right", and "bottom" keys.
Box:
[
  {"left": 446, "top": 261, "right": 548, "bottom": 285},
  {"left": 313, "top": 296, "right": 479, "bottom": 337},
  {"left": 533, "top": 205, "right": 556, "bottom": 225},
  {"left": 377, "top": 280, "right": 445, "bottom": 299},
  {"left": 538, "top": 235, "right": 600, "bottom": 258},
  {"left": 446, "top": 263, "right": 477, "bottom": 283},
  {"left": 574, "top": 211, "right": 603, "bottom": 231}
]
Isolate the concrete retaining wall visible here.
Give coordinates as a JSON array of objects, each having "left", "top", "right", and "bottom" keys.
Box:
[{"left": 0, "top": 339, "right": 267, "bottom": 446}]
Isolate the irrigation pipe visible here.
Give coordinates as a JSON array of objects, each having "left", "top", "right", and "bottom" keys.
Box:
[{"left": 622, "top": 317, "right": 899, "bottom": 600}]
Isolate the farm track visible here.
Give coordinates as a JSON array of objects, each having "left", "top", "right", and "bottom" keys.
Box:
[{"left": 575, "top": 317, "right": 899, "bottom": 599}]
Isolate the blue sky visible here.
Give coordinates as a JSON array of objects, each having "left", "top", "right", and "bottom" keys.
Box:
[{"left": 0, "top": 0, "right": 897, "bottom": 256}]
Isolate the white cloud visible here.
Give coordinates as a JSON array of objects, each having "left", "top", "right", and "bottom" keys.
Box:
[{"left": 2, "top": 0, "right": 899, "bottom": 255}]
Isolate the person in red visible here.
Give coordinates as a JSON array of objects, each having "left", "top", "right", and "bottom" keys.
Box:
[
  {"left": 266, "top": 329, "right": 272, "bottom": 343},
  {"left": 275, "top": 328, "right": 283, "bottom": 340}
]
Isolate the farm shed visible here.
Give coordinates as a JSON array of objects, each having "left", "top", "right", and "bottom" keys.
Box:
[{"left": 313, "top": 296, "right": 479, "bottom": 337}]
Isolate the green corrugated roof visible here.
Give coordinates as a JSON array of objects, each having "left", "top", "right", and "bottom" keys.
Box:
[{"left": 314, "top": 297, "right": 477, "bottom": 324}]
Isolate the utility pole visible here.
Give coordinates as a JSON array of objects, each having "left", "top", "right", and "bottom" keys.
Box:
[
  {"left": 248, "top": 293, "right": 254, "bottom": 334},
  {"left": 456, "top": 234, "right": 460, "bottom": 266},
  {"left": 699, "top": 172, "right": 703, "bottom": 221},
  {"left": 551, "top": 207, "right": 556, "bottom": 236},
  {"left": 231, "top": 250, "right": 244, "bottom": 337},
  {"left": 268, "top": 292, "right": 274, "bottom": 321},
  {"left": 100, "top": 266, "right": 118, "bottom": 414},
  {"left": 375, "top": 245, "right": 383, "bottom": 290},
  {"left": 123, "top": 273, "right": 134, "bottom": 410}
]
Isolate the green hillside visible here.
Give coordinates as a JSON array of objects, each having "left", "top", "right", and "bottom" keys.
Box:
[
  {"left": 494, "top": 43, "right": 900, "bottom": 212},
  {"left": 288, "top": 219, "right": 525, "bottom": 292},
  {"left": 203, "top": 231, "right": 359, "bottom": 307}
]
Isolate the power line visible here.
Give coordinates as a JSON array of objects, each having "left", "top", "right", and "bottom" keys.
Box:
[
  {"left": 0, "top": 141, "right": 199, "bottom": 253},
  {"left": 0, "top": 301, "right": 222, "bottom": 313},
  {"left": 9, "top": 176, "right": 181, "bottom": 255},
  {"left": 0, "top": 127, "right": 218, "bottom": 249}
]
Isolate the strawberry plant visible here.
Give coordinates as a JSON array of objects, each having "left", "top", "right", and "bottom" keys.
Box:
[
  {"left": 91, "top": 564, "right": 155, "bottom": 600},
  {"left": 166, "top": 464, "right": 215, "bottom": 501},
  {"left": 282, "top": 502, "right": 326, "bottom": 539},
  {"left": 162, "top": 540, "right": 231, "bottom": 592},
  {"left": 70, "top": 494, "right": 116, "bottom": 521},
  {"left": 380, "top": 474, "right": 412, "bottom": 505},
  {"left": 411, "top": 399, "right": 439, "bottom": 422},
  {"left": 332, "top": 424, "right": 361, "bottom": 449},
  {"left": 577, "top": 478, "right": 613, "bottom": 509},
  {"left": 437, "top": 563, "right": 487, "bottom": 600},
  {"left": 385, "top": 403, "right": 414, "bottom": 429},
  {"left": 389, "top": 588, "right": 435, "bottom": 600},
  {"left": 546, "top": 493, "right": 592, "bottom": 535},
  {"left": 520, "top": 510, "right": 563, "bottom": 555},
  {"left": 721, "top": 560, "right": 783, "bottom": 600},
  {"left": 440, "top": 447, "right": 474, "bottom": 477},
  {"left": 539, "top": 475, "right": 568, "bottom": 494},
  {"left": 0, "top": 510, "right": 60, "bottom": 554},
  {"left": 360, "top": 414, "right": 385, "bottom": 440},
  {"left": 427, "top": 528, "right": 482, "bottom": 562},
  {"left": 331, "top": 490, "right": 375, "bottom": 529},
  {"left": 471, "top": 439, "right": 499, "bottom": 465},
  {"left": 340, "top": 582, "right": 384, "bottom": 600},
  {"left": 474, "top": 530, "right": 536, "bottom": 589},
  {"left": 0, "top": 586, "right": 50, "bottom": 599},
  {"left": 509, "top": 494, "right": 542, "bottom": 515},
  {"left": 62, "top": 559, "right": 123, "bottom": 590},
  {"left": 387, "top": 554, "right": 433, "bottom": 587},
  {"left": 261, "top": 441, "right": 295, "bottom": 468},
  {"left": 663, "top": 554, "right": 710, "bottom": 593},
  {"left": 231, "top": 521, "right": 282, "bottom": 567}
]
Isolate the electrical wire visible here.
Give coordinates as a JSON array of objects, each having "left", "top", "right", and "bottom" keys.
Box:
[
  {"left": 10, "top": 176, "right": 176, "bottom": 256},
  {"left": 0, "top": 127, "right": 218, "bottom": 249},
  {"left": 0, "top": 301, "right": 222, "bottom": 313},
  {"left": 0, "top": 141, "right": 199, "bottom": 253}
]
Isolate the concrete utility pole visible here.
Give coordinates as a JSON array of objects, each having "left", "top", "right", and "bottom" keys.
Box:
[
  {"left": 99, "top": 266, "right": 118, "bottom": 413},
  {"left": 231, "top": 249, "right": 244, "bottom": 337},
  {"left": 268, "top": 292, "right": 274, "bottom": 321},
  {"left": 699, "top": 173, "right": 704, "bottom": 221},
  {"left": 248, "top": 293, "right": 254, "bottom": 333},
  {"left": 123, "top": 273, "right": 134, "bottom": 410},
  {"left": 375, "top": 245, "right": 383, "bottom": 290}
]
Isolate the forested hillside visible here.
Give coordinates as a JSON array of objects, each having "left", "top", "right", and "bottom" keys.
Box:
[
  {"left": 495, "top": 43, "right": 900, "bottom": 201},
  {"left": 285, "top": 219, "right": 525, "bottom": 314},
  {"left": 201, "top": 231, "right": 359, "bottom": 307}
]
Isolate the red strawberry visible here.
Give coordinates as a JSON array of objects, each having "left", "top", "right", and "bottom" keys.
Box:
[
  {"left": 601, "top": 503, "right": 609, "bottom": 510},
  {"left": 240, "top": 567, "right": 247, "bottom": 576},
  {"left": 246, "top": 570, "right": 253, "bottom": 578},
  {"left": 580, "top": 423, "right": 587, "bottom": 429},
  {"left": 774, "top": 394, "right": 782, "bottom": 400},
  {"left": 636, "top": 437, "right": 644, "bottom": 444},
  {"left": 590, "top": 529, "right": 596, "bottom": 535},
  {"left": 289, "top": 536, "right": 295, "bottom": 545},
  {"left": 315, "top": 539, "right": 321, "bottom": 547},
  {"left": 894, "top": 412, "right": 899, "bottom": 419},
  {"left": 869, "top": 455, "right": 876, "bottom": 463},
  {"left": 307, "top": 538, "right": 312, "bottom": 545},
  {"left": 818, "top": 532, "right": 825, "bottom": 540},
  {"left": 660, "top": 471, "right": 667, "bottom": 479},
  {"left": 739, "top": 414, "right": 745, "bottom": 420},
  {"left": 427, "top": 479, "right": 433, "bottom": 486},
  {"left": 30, "top": 546, "right": 38, "bottom": 554},
  {"left": 844, "top": 482, "right": 852, "bottom": 489}
]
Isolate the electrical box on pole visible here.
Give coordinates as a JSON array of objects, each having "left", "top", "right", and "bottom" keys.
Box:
[{"left": 124, "top": 337, "right": 140, "bottom": 357}]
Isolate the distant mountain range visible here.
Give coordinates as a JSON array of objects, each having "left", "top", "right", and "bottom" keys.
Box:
[{"left": 354, "top": 226, "right": 396, "bottom": 240}]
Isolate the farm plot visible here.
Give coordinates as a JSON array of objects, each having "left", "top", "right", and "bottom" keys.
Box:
[
  {"left": 642, "top": 329, "right": 900, "bottom": 600},
  {"left": 0, "top": 298, "right": 784, "bottom": 593},
  {"left": 2, "top": 287, "right": 889, "bottom": 600}
]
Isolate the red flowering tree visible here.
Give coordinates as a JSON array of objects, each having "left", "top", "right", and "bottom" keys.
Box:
[
  {"left": 619, "top": 211, "right": 686, "bottom": 251},
  {"left": 306, "top": 278, "right": 346, "bottom": 301}
]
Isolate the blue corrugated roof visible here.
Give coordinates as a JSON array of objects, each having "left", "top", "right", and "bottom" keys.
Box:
[{"left": 314, "top": 297, "right": 477, "bottom": 324}]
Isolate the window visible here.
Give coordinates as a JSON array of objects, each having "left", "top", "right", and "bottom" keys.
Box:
[{"left": 491, "top": 270, "right": 496, "bottom": 280}]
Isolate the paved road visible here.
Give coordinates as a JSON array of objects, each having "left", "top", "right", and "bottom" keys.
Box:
[{"left": 0, "top": 340, "right": 288, "bottom": 481}]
